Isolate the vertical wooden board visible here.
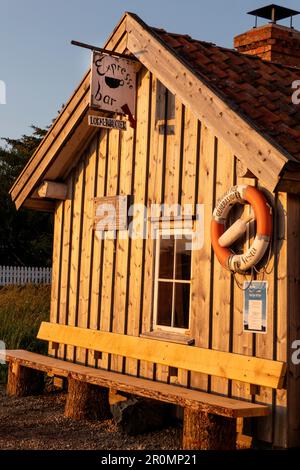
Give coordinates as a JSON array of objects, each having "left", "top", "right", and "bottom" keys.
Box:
[
  {"left": 110, "top": 238, "right": 128, "bottom": 372},
  {"left": 148, "top": 79, "right": 166, "bottom": 209},
  {"left": 57, "top": 176, "right": 74, "bottom": 360},
  {"left": 88, "top": 131, "right": 108, "bottom": 366},
  {"left": 255, "top": 182, "right": 275, "bottom": 443},
  {"left": 125, "top": 69, "right": 150, "bottom": 377},
  {"left": 48, "top": 201, "right": 63, "bottom": 357},
  {"left": 180, "top": 107, "right": 198, "bottom": 210},
  {"left": 274, "top": 191, "right": 288, "bottom": 447},
  {"left": 210, "top": 139, "right": 234, "bottom": 395},
  {"left": 98, "top": 127, "right": 120, "bottom": 370},
  {"left": 111, "top": 120, "right": 134, "bottom": 372},
  {"left": 163, "top": 94, "right": 181, "bottom": 208},
  {"left": 97, "top": 236, "right": 115, "bottom": 370},
  {"left": 139, "top": 76, "right": 157, "bottom": 380},
  {"left": 231, "top": 175, "right": 255, "bottom": 400},
  {"left": 66, "top": 159, "right": 85, "bottom": 362},
  {"left": 106, "top": 129, "right": 120, "bottom": 196},
  {"left": 163, "top": 95, "right": 186, "bottom": 385},
  {"left": 176, "top": 106, "right": 197, "bottom": 387},
  {"left": 75, "top": 139, "right": 97, "bottom": 365},
  {"left": 190, "top": 125, "right": 216, "bottom": 391},
  {"left": 287, "top": 194, "right": 300, "bottom": 448},
  {"left": 147, "top": 78, "right": 168, "bottom": 382}
]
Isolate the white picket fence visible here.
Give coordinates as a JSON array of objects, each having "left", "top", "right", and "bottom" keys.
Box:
[{"left": 0, "top": 266, "right": 52, "bottom": 286}]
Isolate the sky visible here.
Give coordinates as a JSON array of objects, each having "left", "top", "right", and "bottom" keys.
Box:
[{"left": 1, "top": 0, "right": 300, "bottom": 142}]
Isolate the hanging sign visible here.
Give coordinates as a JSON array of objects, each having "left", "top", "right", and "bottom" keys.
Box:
[
  {"left": 94, "top": 195, "right": 129, "bottom": 232},
  {"left": 88, "top": 115, "right": 127, "bottom": 131},
  {"left": 90, "top": 52, "right": 138, "bottom": 116},
  {"left": 243, "top": 281, "right": 268, "bottom": 334}
]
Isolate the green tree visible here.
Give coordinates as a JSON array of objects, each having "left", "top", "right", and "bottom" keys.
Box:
[{"left": 0, "top": 126, "right": 53, "bottom": 266}]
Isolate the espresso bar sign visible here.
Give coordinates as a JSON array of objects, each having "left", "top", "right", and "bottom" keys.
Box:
[
  {"left": 90, "top": 52, "right": 137, "bottom": 116},
  {"left": 94, "top": 195, "right": 129, "bottom": 232},
  {"left": 88, "top": 115, "right": 127, "bottom": 131}
]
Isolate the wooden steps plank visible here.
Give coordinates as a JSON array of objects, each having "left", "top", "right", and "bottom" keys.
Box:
[{"left": 1, "top": 350, "right": 270, "bottom": 419}]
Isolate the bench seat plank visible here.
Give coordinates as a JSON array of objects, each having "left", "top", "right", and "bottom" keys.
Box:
[{"left": 1, "top": 350, "right": 270, "bottom": 419}]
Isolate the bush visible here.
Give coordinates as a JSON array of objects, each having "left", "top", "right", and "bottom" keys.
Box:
[{"left": 0, "top": 284, "right": 51, "bottom": 382}]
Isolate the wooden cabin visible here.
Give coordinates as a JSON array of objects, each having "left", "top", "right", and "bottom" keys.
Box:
[{"left": 8, "top": 9, "right": 300, "bottom": 449}]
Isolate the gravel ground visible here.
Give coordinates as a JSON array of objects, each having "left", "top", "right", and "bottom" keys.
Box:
[{"left": 0, "top": 385, "right": 181, "bottom": 450}]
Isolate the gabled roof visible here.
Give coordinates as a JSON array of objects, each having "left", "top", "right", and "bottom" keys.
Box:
[
  {"left": 10, "top": 12, "right": 300, "bottom": 210},
  {"left": 153, "top": 27, "right": 300, "bottom": 162}
]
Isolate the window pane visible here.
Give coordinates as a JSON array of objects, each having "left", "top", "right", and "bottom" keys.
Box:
[
  {"left": 175, "top": 236, "right": 191, "bottom": 280},
  {"left": 174, "top": 283, "right": 190, "bottom": 328},
  {"left": 157, "top": 281, "right": 173, "bottom": 326},
  {"left": 159, "top": 236, "right": 174, "bottom": 279}
]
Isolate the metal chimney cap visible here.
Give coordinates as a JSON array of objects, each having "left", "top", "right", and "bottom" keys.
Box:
[{"left": 248, "top": 4, "right": 300, "bottom": 23}]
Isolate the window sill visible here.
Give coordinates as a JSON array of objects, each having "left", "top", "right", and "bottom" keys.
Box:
[{"left": 140, "top": 330, "right": 195, "bottom": 345}]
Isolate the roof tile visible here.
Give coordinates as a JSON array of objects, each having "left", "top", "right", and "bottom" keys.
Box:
[{"left": 153, "top": 27, "right": 300, "bottom": 161}]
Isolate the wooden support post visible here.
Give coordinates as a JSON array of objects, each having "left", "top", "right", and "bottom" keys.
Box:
[
  {"left": 38, "top": 180, "right": 68, "bottom": 200},
  {"left": 7, "top": 361, "right": 44, "bottom": 397},
  {"left": 65, "top": 377, "right": 111, "bottom": 420},
  {"left": 182, "top": 408, "right": 236, "bottom": 450}
]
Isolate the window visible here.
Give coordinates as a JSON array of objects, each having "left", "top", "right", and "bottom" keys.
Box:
[{"left": 153, "top": 227, "right": 192, "bottom": 333}]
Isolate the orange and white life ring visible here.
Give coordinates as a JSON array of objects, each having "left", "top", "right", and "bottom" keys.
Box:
[{"left": 211, "top": 185, "right": 272, "bottom": 273}]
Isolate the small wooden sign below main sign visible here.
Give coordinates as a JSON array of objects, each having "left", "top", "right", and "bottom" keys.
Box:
[
  {"left": 88, "top": 115, "right": 127, "bottom": 131},
  {"left": 90, "top": 52, "right": 138, "bottom": 116},
  {"left": 94, "top": 195, "right": 129, "bottom": 231}
]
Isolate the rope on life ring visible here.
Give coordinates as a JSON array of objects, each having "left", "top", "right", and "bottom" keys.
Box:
[{"left": 211, "top": 185, "right": 272, "bottom": 273}]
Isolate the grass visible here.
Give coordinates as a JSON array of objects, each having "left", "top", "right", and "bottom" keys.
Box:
[{"left": 0, "top": 284, "right": 51, "bottom": 382}]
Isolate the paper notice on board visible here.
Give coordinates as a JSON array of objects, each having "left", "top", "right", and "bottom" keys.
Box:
[
  {"left": 248, "top": 299, "right": 263, "bottom": 330},
  {"left": 243, "top": 281, "right": 267, "bottom": 334}
]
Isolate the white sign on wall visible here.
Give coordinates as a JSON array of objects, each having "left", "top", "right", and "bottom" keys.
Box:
[
  {"left": 243, "top": 281, "right": 268, "bottom": 334},
  {"left": 90, "top": 52, "right": 137, "bottom": 116}
]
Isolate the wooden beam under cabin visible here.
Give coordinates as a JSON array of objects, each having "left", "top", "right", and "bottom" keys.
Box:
[{"left": 38, "top": 181, "right": 68, "bottom": 200}]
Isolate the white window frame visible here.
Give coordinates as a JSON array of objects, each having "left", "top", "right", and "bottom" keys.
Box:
[{"left": 152, "top": 223, "right": 193, "bottom": 335}]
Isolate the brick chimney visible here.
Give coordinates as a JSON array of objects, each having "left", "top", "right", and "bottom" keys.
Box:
[{"left": 234, "top": 4, "right": 300, "bottom": 67}]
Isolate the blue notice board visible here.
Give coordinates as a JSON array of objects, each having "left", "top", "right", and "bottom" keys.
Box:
[{"left": 243, "top": 281, "right": 268, "bottom": 334}]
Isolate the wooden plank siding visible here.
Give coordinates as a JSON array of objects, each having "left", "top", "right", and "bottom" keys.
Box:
[
  {"left": 110, "top": 117, "right": 134, "bottom": 374},
  {"left": 125, "top": 68, "right": 151, "bottom": 377},
  {"left": 231, "top": 174, "right": 256, "bottom": 401},
  {"left": 286, "top": 194, "right": 300, "bottom": 448},
  {"left": 210, "top": 140, "right": 234, "bottom": 396},
  {"left": 76, "top": 139, "right": 98, "bottom": 366},
  {"left": 88, "top": 131, "right": 108, "bottom": 367},
  {"left": 50, "top": 69, "right": 289, "bottom": 446},
  {"left": 138, "top": 75, "right": 158, "bottom": 381},
  {"left": 190, "top": 125, "right": 216, "bottom": 392}
]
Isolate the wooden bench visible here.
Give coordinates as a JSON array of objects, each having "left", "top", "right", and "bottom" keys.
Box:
[{"left": 0, "top": 321, "right": 286, "bottom": 450}]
